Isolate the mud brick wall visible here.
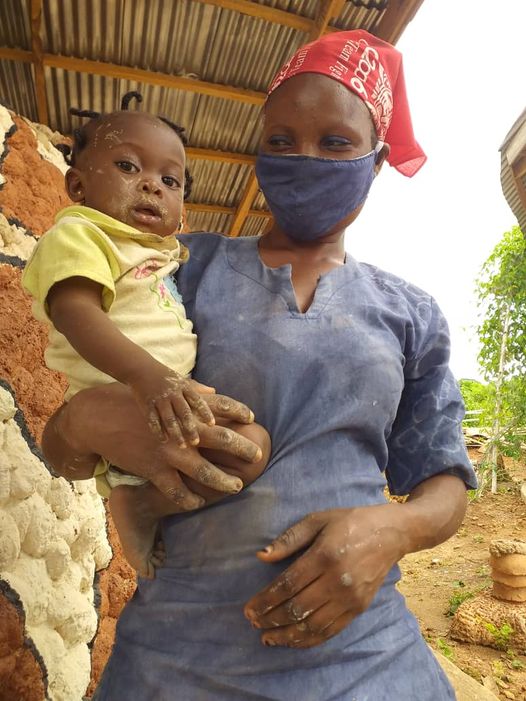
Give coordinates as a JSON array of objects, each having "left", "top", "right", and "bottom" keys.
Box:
[{"left": 0, "top": 104, "right": 134, "bottom": 701}]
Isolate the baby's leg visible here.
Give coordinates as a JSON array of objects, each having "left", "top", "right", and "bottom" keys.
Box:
[
  {"left": 109, "top": 482, "right": 176, "bottom": 579},
  {"left": 109, "top": 422, "right": 270, "bottom": 578}
]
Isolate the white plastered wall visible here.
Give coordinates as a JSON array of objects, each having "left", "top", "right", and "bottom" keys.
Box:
[{"left": 0, "top": 104, "right": 112, "bottom": 701}]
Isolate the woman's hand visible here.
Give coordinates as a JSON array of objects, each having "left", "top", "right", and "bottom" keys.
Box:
[
  {"left": 244, "top": 475, "right": 467, "bottom": 648},
  {"left": 129, "top": 367, "right": 216, "bottom": 445},
  {"left": 43, "top": 381, "right": 260, "bottom": 511},
  {"left": 244, "top": 505, "right": 407, "bottom": 648}
]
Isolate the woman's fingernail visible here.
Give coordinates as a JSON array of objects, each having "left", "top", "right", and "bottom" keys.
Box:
[
  {"left": 231, "top": 479, "right": 243, "bottom": 493},
  {"left": 258, "top": 545, "right": 273, "bottom": 555},
  {"left": 249, "top": 410, "right": 255, "bottom": 422},
  {"left": 179, "top": 441, "right": 187, "bottom": 449},
  {"left": 190, "top": 437, "right": 199, "bottom": 446},
  {"left": 263, "top": 638, "right": 276, "bottom": 647}
]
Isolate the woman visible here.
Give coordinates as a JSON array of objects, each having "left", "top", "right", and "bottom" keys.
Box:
[{"left": 44, "top": 30, "right": 476, "bottom": 700}]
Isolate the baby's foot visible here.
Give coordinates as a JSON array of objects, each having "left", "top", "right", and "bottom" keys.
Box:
[{"left": 109, "top": 485, "right": 164, "bottom": 578}]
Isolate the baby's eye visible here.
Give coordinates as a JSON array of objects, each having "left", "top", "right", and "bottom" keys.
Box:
[
  {"left": 162, "top": 175, "right": 180, "bottom": 189},
  {"left": 116, "top": 160, "right": 139, "bottom": 173}
]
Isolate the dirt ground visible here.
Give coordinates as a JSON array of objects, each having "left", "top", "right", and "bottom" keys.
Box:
[{"left": 399, "top": 452, "right": 526, "bottom": 700}]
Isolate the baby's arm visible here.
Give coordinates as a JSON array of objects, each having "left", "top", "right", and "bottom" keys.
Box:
[{"left": 47, "top": 276, "right": 214, "bottom": 445}]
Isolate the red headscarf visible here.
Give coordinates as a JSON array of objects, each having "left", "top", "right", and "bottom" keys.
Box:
[{"left": 268, "top": 29, "right": 426, "bottom": 177}]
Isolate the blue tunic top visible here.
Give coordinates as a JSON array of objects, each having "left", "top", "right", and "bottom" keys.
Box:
[{"left": 93, "top": 234, "right": 476, "bottom": 701}]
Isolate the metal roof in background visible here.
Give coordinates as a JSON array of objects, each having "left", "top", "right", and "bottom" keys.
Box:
[
  {"left": 500, "top": 108, "right": 526, "bottom": 234},
  {"left": 0, "top": 0, "right": 424, "bottom": 236}
]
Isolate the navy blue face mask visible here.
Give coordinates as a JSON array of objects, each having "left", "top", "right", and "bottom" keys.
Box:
[{"left": 255, "top": 148, "right": 379, "bottom": 242}]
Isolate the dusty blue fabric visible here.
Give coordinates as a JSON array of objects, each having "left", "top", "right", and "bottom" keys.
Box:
[{"left": 93, "top": 234, "right": 476, "bottom": 701}]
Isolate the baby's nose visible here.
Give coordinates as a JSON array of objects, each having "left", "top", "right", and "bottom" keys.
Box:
[{"left": 140, "top": 178, "right": 161, "bottom": 195}]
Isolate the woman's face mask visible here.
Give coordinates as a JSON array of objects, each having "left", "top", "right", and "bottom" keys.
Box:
[{"left": 255, "top": 146, "right": 381, "bottom": 242}]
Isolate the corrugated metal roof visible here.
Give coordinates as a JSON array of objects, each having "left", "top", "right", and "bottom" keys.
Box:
[
  {"left": 0, "top": 0, "right": 31, "bottom": 50},
  {"left": 0, "top": 59, "right": 37, "bottom": 119},
  {"left": 186, "top": 209, "right": 232, "bottom": 233},
  {"left": 500, "top": 151, "right": 526, "bottom": 234},
  {"left": 500, "top": 109, "right": 526, "bottom": 234},
  {"left": 0, "top": 0, "right": 418, "bottom": 236}
]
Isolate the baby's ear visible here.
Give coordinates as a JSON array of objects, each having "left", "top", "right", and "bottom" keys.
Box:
[{"left": 65, "top": 168, "right": 85, "bottom": 203}]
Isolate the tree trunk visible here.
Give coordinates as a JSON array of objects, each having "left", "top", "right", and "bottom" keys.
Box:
[{"left": 489, "top": 306, "right": 510, "bottom": 493}]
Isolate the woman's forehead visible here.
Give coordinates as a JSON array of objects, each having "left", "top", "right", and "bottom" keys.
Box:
[{"left": 264, "top": 74, "right": 372, "bottom": 125}]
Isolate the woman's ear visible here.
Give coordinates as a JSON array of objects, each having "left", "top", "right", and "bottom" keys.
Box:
[
  {"left": 374, "top": 143, "right": 390, "bottom": 176},
  {"left": 65, "top": 168, "right": 85, "bottom": 203}
]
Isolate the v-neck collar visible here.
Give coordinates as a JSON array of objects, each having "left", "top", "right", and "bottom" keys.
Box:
[{"left": 225, "top": 236, "right": 368, "bottom": 317}]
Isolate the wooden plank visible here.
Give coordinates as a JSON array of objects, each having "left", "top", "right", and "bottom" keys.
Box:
[
  {"left": 0, "top": 47, "right": 34, "bottom": 63},
  {"left": 185, "top": 202, "right": 270, "bottom": 218},
  {"left": 30, "top": 0, "right": 48, "bottom": 124},
  {"left": 42, "top": 54, "right": 266, "bottom": 105},
  {"left": 228, "top": 171, "right": 262, "bottom": 236},
  {"left": 186, "top": 147, "right": 255, "bottom": 165},
  {"left": 0, "top": 48, "right": 266, "bottom": 106},
  {"left": 185, "top": 203, "right": 233, "bottom": 216},
  {"left": 373, "top": 0, "right": 425, "bottom": 45},
  {"left": 308, "top": 0, "right": 346, "bottom": 41},
  {"left": 193, "top": 0, "right": 312, "bottom": 32}
]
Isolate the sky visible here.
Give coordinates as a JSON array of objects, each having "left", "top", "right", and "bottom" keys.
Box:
[{"left": 346, "top": 0, "right": 526, "bottom": 381}]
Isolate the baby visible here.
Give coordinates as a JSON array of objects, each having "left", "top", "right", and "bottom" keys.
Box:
[{"left": 23, "top": 92, "right": 270, "bottom": 578}]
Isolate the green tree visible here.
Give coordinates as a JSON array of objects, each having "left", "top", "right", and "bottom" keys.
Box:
[
  {"left": 458, "top": 378, "right": 491, "bottom": 413},
  {"left": 476, "top": 225, "right": 526, "bottom": 492}
]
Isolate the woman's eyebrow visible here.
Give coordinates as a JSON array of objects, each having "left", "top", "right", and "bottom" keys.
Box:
[{"left": 263, "top": 124, "right": 295, "bottom": 133}]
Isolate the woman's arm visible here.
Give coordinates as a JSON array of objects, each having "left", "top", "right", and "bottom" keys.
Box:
[
  {"left": 43, "top": 381, "right": 262, "bottom": 511},
  {"left": 244, "top": 473, "right": 467, "bottom": 648}
]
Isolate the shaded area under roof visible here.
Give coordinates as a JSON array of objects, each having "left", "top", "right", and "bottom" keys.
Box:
[{"left": 0, "top": 0, "right": 424, "bottom": 236}]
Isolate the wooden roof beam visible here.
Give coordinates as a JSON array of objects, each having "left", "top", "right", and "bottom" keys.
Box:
[
  {"left": 186, "top": 147, "right": 255, "bottom": 165},
  {"left": 193, "top": 0, "right": 313, "bottom": 32},
  {"left": 0, "top": 47, "right": 266, "bottom": 105},
  {"left": 30, "top": 0, "right": 48, "bottom": 124},
  {"left": 228, "top": 172, "right": 261, "bottom": 236},
  {"left": 308, "top": 0, "right": 346, "bottom": 41},
  {"left": 373, "top": 0, "right": 425, "bottom": 45},
  {"left": 0, "top": 47, "right": 34, "bottom": 63},
  {"left": 185, "top": 202, "right": 270, "bottom": 218},
  {"left": 43, "top": 54, "right": 266, "bottom": 105}
]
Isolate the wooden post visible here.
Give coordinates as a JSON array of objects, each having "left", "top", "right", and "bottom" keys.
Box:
[{"left": 30, "top": 0, "right": 48, "bottom": 124}]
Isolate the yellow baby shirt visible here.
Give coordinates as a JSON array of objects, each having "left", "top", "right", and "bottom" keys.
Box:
[{"left": 22, "top": 205, "right": 197, "bottom": 400}]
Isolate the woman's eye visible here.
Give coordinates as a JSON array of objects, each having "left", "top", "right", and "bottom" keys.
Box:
[
  {"left": 162, "top": 176, "right": 180, "bottom": 189},
  {"left": 322, "top": 136, "right": 352, "bottom": 149},
  {"left": 116, "top": 160, "right": 139, "bottom": 173},
  {"left": 267, "top": 135, "right": 292, "bottom": 148}
]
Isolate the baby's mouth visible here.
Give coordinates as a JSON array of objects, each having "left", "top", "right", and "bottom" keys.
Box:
[{"left": 131, "top": 202, "right": 162, "bottom": 226}]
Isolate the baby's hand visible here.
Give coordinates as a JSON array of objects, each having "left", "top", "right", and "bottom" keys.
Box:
[{"left": 130, "top": 367, "right": 215, "bottom": 446}]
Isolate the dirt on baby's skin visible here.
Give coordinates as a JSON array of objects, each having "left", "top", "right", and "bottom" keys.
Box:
[{"left": 398, "top": 452, "right": 526, "bottom": 700}]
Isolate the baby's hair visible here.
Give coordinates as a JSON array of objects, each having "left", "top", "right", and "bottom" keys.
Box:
[{"left": 56, "top": 91, "right": 193, "bottom": 199}]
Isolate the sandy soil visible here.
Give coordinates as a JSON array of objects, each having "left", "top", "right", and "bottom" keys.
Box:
[{"left": 399, "top": 454, "right": 526, "bottom": 700}]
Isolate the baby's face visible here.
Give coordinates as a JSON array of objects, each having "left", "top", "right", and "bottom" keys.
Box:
[{"left": 66, "top": 112, "right": 186, "bottom": 237}]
